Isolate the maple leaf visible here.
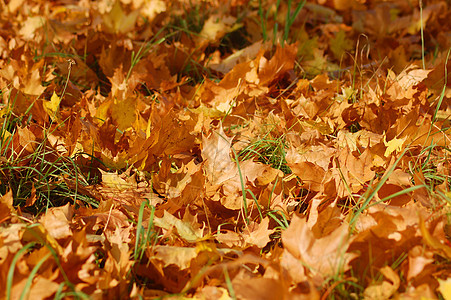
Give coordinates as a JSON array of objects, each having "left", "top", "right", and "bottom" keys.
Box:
[
  {"left": 100, "top": 169, "right": 136, "bottom": 191},
  {"left": 232, "top": 277, "right": 290, "bottom": 300},
  {"left": 384, "top": 135, "right": 406, "bottom": 157},
  {"left": 101, "top": 0, "right": 139, "bottom": 34},
  {"left": 363, "top": 266, "right": 400, "bottom": 300},
  {"left": 336, "top": 146, "right": 375, "bottom": 192},
  {"left": 154, "top": 211, "right": 203, "bottom": 243},
  {"left": 419, "top": 215, "right": 451, "bottom": 259},
  {"left": 0, "top": 190, "right": 15, "bottom": 223},
  {"left": 330, "top": 29, "right": 353, "bottom": 61},
  {"left": 282, "top": 215, "right": 355, "bottom": 278},
  {"left": 133, "top": 0, "right": 166, "bottom": 20},
  {"left": 39, "top": 203, "right": 73, "bottom": 240},
  {"left": 209, "top": 41, "right": 266, "bottom": 74},
  {"left": 196, "top": 14, "right": 241, "bottom": 49},
  {"left": 286, "top": 160, "right": 326, "bottom": 192},
  {"left": 407, "top": 245, "right": 434, "bottom": 281},
  {"left": 19, "top": 16, "right": 45, "bottom": 41},
  {"left": 258, "top": 43, "right": 298, "bottom": 86},
  {"left": 243, "top": 217, "right": 274, "bottom": 248},
  {"left": 10, "top": 277, "right": 60, "bottom": 300},
  {"left": 438, "top": 278, "right": 451, "bottom": 300},
  {"left": 43, "top": 91, "right": 61, "bottom": 121},
  {"left": 152, "top": 158, "right": 204, "bottom": 206},
  {"left": 0, "top": 59, "right": 47, "bottom": 96},
  {"left": 2, "top": 0, "right": 451, "bottom": 297},
  {"left": 22, "top": 224, "right": 64, "bottom": 255},
  {"left": 153, "top": 245, "right": 198, "bottom": 270},
  {"left": 202, "top": 125, "right": 236, "bottom": 186}
]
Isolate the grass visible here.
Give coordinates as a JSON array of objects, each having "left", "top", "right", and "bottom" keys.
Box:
[
  {"left": 133, "top": 199, "right": 157, "bottom": 261},
  {"left": 126, "top": 27, "right": 171, "bottom": 82},
  {"left": 6, "top": 242, "right": 37, "bottom": 300},
  {"left": 0, "top": 74, "right": 98, "bottom": 213},
  {"left": 0, "top": 134, "right": 98, "bottom": 213},
  {"left": 238, "top": 127, "right": 291, "bottom": 175},
  {"left": 258, "top": 0, "right": 306, "bottom": 45},
  {"left": 6, "top": 225, "right": 91, "bottom": 300}
]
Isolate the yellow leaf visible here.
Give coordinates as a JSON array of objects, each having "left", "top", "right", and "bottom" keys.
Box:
[
  {"left": 22, "top": 224, "right": 63, "bottom": 255},
  {"left": 153, "top": 245, "right": 197, "bottom": 270},
  {"left": 0, "top": 128, "right": 11, "bottom": 144},
  {"left": 111, "top": 97, "right": 137, "bottom": 131},
  {"left": 438, "top": 278, "right": 451, "bottom": 300},
  {"left": 100, "top": 169, "right": 136, "bottom": 190},
  {"left": 330, "top": 30, "right": 353, "bottom": 60},
  {"left": 419, "top": 215, "right": 451, "bottom": 259},
  {"left": 100, "top": 151, "right": 129, "bottom": 170},
  {"left": 0, "top": 105, "right": 12, "bottom": 142},
  {"left": 19, "top": 16, "right": 45, "bottom": 40},
  {"left": 300, "top": 119, "right": 333, "bottom": 135},
  {"left": 102, "top": 0, "right": 139, "bottom": 34},
  {"left": 189, "top": 105, "right": 226, "bottom": 119},
  {"left": 197, "top": 15, "right": 239, "bottom": 46},
  {"left": 384, "top": 135, "right": 406, "bottom": 157},
  {"left": 43, "top": 91, "right": 61, "bottom": 120},
  {"left": 154, "top": 211, "right": 203, "bottom": 243},
  {"left": 0, "top": 104, "right": 10, "bottom": 117},
  {"left": 95, "top": 100, "right": 111, "bottom": 125},
  {"left": 146, "top": 114, "right": 152, "bottom": 139}
]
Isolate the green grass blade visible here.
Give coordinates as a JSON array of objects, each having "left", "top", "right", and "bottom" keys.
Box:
[
  {"left": 7, "top": 242, "right": 37, "bottom": 300},
  {"left": 19, "top": 252, "right": 52, "bottom": 300}
]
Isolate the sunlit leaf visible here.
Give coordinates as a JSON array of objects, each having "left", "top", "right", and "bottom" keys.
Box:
[{"left": 43, "top": 91, "right": 61, "bottom": 120}]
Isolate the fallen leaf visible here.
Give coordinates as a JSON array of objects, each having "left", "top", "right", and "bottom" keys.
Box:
[
  {"left": 419, "top": 215, "right": 451, "bottom": 259},
  {"left": 202, "top": 125, "right": 236, "bottom": 186},
  {"left": 154, "top": 211, "right": 203, "bottom": 243},
  {"left": 43, "top": 91, "right": 61, "bottom": 121},
  {"left": 438, "top": 277, "right": 451, "bottom": 300},
  {"left": 363, "top": 266, "right": 400, "bottom": 300},
  {"left": 243, "top": 217, "right": 274, "bottom": 248},
  {"left": 282, "top": 214, "right": 354, "bottom": 277}
]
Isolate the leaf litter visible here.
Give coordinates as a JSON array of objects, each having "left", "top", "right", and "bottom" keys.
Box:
[{"left": 0, "top": 0, "right": 450, "bottom": 299}]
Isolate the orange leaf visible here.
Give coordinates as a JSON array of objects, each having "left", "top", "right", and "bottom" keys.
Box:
[
  {"left": 419, "top": 215, "right": 451, "bottom": 259},
  {"left": 202, "top": 125, "right": 236, "bottom": 186},
  {"left": 282, "top": 215, "right": 354, "bottom": 277},
  {"left": 286, "top": 161, "right": 325, "bottom": 192},
  {"left": 243, "top": 217, "right": 274, "bottom": 248},
  {"left": 22, "top": 224, "right": 63, "bottom": 255},
  {"left": 363, "top": 266, "right": 400, "bottom": 300}
]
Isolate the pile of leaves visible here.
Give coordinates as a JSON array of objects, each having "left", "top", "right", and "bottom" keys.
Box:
[{"left": 0, "top": 0, "right": 450, "bottom": 299}]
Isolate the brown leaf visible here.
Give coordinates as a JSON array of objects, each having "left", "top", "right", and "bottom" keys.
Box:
[
  {"left": 202, "top": 124, "right": 237, "bottom": 186},
  {"left": 22, "top": 224, "right": 64, "bottom": 255},
  {"left": 11, "top": 276, "right": 60, "bottom": 300},
  {"left": 233, "top": 277, "right": 287, "bottom": 300},
  {"left": 286, "top": 161, "right": 325, "bottom": 192},
  {"left": 363, "top": 266, "right": 400, "bottom": 300},
  {"left": 282, "top": 214, "right": 354, "bottom": 277},
  {"left": 154, "top": 211, "right": 203, "bottom": 243},
  {"left": 153, "top": 245, "right": 197, "bottom": 270},
  {"left": 311, "top": 205, "right": 342, "bottom": 239},
  {"left": 243, "top": 217, "right": 274, "bottom": 248},
  {"left": 39, "top": 203, "right": 73, "bottom": 240},
  {"left": 0, "top": 189, "right": 15, "bottom": 222},
  {"left": 419, "top": 215, "right": 451, "bottom": 259},
  {"left": 337, "top": 146, "right": 375, "bottom": 192}
]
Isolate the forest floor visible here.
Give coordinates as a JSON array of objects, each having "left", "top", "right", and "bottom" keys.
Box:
[{"left": 0, "top": 0, "right": 451, "bottom": 299}]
